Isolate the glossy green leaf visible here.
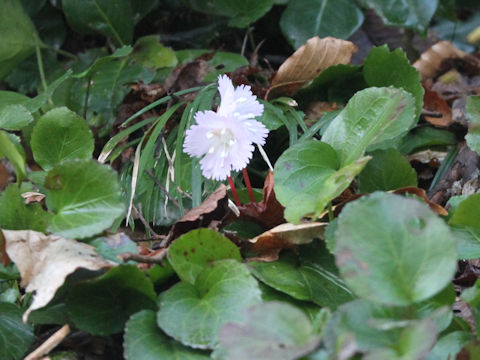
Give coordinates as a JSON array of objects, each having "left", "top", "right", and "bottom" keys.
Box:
[
  {"left": 280, "top": 0, "right": 364, "bottom": 49},
  {"left": 203, "top": 52, "right": 249, "bottom": 82},
  {"left": 0, "top": 184, "right": 49, "bottom": 232},
  {"left": 133, "top": 35, "right": 177, "bottom": 69},
  {"left": 249, "top": 241, "right": 353, "bottom": 308},
  {"left": 0, "top": 130, "right": 26, "bottom": 181},
  {"left": 45, "top": 159, "right": 125, "bottom": 238},
  {"left": 183, "top": 0, "right": 274, "bottom": 28},
  {"left": 31, "top": 107, "right": 94, "bottom": 170},
  {"left": 0, "top": 104, "right": 33, "bottom": 131},
  {"left": 450, "top": 227, "right": 480, "bottom": 260},
  {"left": 465, "top": 95, "right": 480, "bottom": 155},
  {"left": 449, "top": 193, "right": 480, "bottom": 230},
  {"left": 124, "top": 310, "right": 210, "bottom": 360},
  {"left": 61, "top": 0, "right": 133, "bottom": 45},
  {"left": 0, "top": 303, "right": 34, "bottom": 360},
  {"left": 157, "top": 259, "right": 262, "bottom": 349},
  {"left": 168, "top": 228, "right": 242, "bottom": 284},
  {"left": 90, "top": 233, "right": 137, "bottom": 264},
  {"left": 66, "top": 265, "right": 157, "bottom": 335},
  {"left": 72, "top": 46, "right": 132, "bottom": 79},
  {"left": 274, "top": 140, "right": 369, "bottom": 222},
  {"left": 334, "top": 192, "right": 457, "bottom": 305},
  {"left": 425, "top": 331, "right": 472, "bottom": 360},
  {"left": 0, "top": 91, "right": 30, "bottom": 110},
  {"left": 215, "top": 302, "right": 320, "bottom": 360},
  {"left": 398, "top": 127, "right": 457, "bottom": 155},
  {"left": 363, "top": 46, "right": 424, "bottom": 119},
  {"left": 358, "top": 148, "right": 417, "bottom": 192},
  {"left": 322, "top": 87, "right": 416, "bottom": 166},
  {"left": 0, "top": 0, "right": 38, "bottom": 80},
  {"left": 360, "top": 0, "right": 438, "bottom": 32}
]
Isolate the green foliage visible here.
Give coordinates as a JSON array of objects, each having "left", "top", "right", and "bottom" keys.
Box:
[
  {"left": 157, "top": 259, "right": 262, "bottom": 349},
  {"left": 31, "top": 107, "right": 94, "bottom": 170},
  {"left": 0, "top": 131, "right": 27, "bottom": 181},
  {"left": 66, "top": 265, "right": 157, "bottom": 335},
  {"left": 466, "top": 95, "right": 480, "bottom": 154},
  {"left": 0, "top": 302, "right": 35, "bottom": 360},
  {"left": 168, "top": 228, "right": 242, "bottom": 284},
  {"left": 358, "top": 148, "right": 417, "bottom": 192},
  {"left": 44, "top": 159, "right": 125, "bottom": 238},
  {"left": 280, "top": 0, "right": 364, "bottom": 49},
  {"left": 334, "top": 192, "right": 457, "bottom": 305},
  {"left": 124, "top": 310, "right": 210, "bottom": 360}
]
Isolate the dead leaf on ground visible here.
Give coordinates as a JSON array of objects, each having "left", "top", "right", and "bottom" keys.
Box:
[
  {"left": 270, "top": 36, "right": 358, "bottom": 95},
  {"left": 21, "top": 191, "right": 45, "bottom": 204},
  {"left": 169, "top": 184, "right": 228, "bottom": 241},
  {"left": 246, "top": 222, "right": 327, "bottom": 262},
  {"left": 422, "top": 86, "right": 452, "bottom": 127},
  {"left": 238, "top": 171, "right": 285, "bottom": 229},
  {"left": 2, "top": 230, "right": 114, "bottom": 321},
  {"left": 413, "top": 41, "right": 469, "bottom": 81},
  {"left": 393, "top": 187, "right": 448, "bottom": 216}
]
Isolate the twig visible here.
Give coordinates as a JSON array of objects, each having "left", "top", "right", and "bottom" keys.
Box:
[
  {"left": 421, "top": 109, "right": 443, "bottom": 118},
  {"left": 25, "top": 324, "right": 70, "bottom": 360},
  {"left": 120, "top": 250, "right": 167, "bottom": 264},
  {"left": 132, "top": 204, "right": 161, "bottom": 238},
  {"left": 130, "top": 235, "right": 166, "bottom": 242},
  {"left": 145, "top": 170, "right": 181, "bottom": 207}
]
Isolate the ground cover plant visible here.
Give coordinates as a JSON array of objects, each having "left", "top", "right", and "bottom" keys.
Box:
[{"left": 2, "top": 0, "right": 480, "bottom": 359}]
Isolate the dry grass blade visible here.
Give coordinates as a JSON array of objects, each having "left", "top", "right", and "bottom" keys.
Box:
[{"left": 270, "top": 36, "right": 358, "bottom": 95}]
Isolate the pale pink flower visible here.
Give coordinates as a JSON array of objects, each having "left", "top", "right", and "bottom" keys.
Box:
[{"left": 183, "top": 75, "right": 268, "bottom": 180}]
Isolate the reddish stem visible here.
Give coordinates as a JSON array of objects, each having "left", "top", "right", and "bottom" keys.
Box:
[
  {"left": 227, "top": 175, "right": 241, "bottom": 206},
  {"left": 242, "top": 168, "right": 255, "bottom": 203}
]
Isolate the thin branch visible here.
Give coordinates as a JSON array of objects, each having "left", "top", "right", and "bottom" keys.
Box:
[
  {"left": 25, "top": 324, "right": 70, "bottom": 360},
  {"left": 132, "top": 203, "right": 160, "bottom": 237},
  {"left": 145, "top": 170, "right": 181, "bottom": 207},
  {"left": 120, "top": 250, "right": 167, "bottom": 264}
]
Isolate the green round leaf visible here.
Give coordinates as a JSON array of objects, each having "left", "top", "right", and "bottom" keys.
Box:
[
  {"left": 0, "top": 303, "right": 34, "bottom": 360},
  {"left": 0, "top": 104, "right": 33, "bottom": 131},
  {"left": 449, "top": 193, "right": 480, "bottom": 230},
  {"left": 124, "top": 310, "right": 210, "bottom": 360},
  {"left": 215, "top": 302, "right": 320, "bottom": 360},
  {"left": 31, "top": 107, "right": 94, "bottom": 170},
  {"left": 133, "top": 35, "right": 177, "bottom": 69},
  {"left": 280, "top": 0, "right": 364, "bottom": 49},
  {"left": 363, "top": 46, "right": 424, "bottom": 119},
  {"left": 322, "top": 87, "right": 416, "bottom": 166},
  {"left": 168, "top": 228, "right": 242, "bottom": 284},
  {"left": 274, "top": 140, "right": 369, "bottom": 222},
  {"left": 157, "top": 259, "right": 262, "bottom": 349},
  {"left": 45, "top": 159, "right": 125, "bottom": 238},
  {"left": 249, "top": 241, "right": 353, "bottom": 308},
  {"left": 67, "top": 265, "right": 157, "bottom": 335},
  {"left": 358, "top": 148, "right": 417, "bottom": 192},
  {"left": 334, "top": 192, "right": 457, "bottom": 305}
]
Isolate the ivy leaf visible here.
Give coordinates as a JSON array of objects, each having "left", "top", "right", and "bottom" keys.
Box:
[
  {"left": 249, "top": 240, "right": 353, "bottom": 309},
  {"left": 66, "top": 265, "right": 157, "bottom": 335},
  {"left": 31, "top": 107, "right": 94, "bottom": 170},
  {"left": 214, "top": 302, "right": 320, "bottom": 360},
  {"left": 45, "top": 159, "right": 125, "bottom": 239},
  {"left": 168, "top": 228, "right": 242, "bottom": 284},
  {"left": 0, "top": 303, "right": 34, "bottom": 360},
  {"left": 363, "top": 46, "right": 424, "bottom": 119},
  {"left": 280, "top": 0, "right": 364, "bottom": 49},
  {"left": 61, "top": 0, "right": 134, "bottom": 45},
  {"left": 334, "top": 192, "right": 457, "bottom": 305},
  {"left": 0, "top": 0, "right": 38, "bottom": 80},
  {"left": 322, "top": 87, "right": 416, "bottom": 166},
  {"left": 358, "top": 148, "right": 417, "bottom": 192},
  {"left": 157, "top": 259, "right": 262, "bottom": 349},
  {"left": 124, "top": 310, "right": 210, "bottom": 360}
]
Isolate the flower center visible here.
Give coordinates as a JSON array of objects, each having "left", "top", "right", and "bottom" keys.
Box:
[{"left": 206, "top": 128, "right": 237, "bottom": 166}]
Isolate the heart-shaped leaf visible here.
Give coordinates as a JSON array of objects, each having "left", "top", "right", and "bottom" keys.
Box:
[
  {"left": 157, "top": 259, "right": 262, "bottom": 349},
  {"left": 168, "top": 228, "right": 241, "bottom": 284},
  {"left": 334, "top": 192, "right": 457, "bottom": 305},
  {"left": 45, "top": 159, "right": 125, "bottom": 238},
  {"left": 31, "top": 107, "right": 94, "bottom": 170}
]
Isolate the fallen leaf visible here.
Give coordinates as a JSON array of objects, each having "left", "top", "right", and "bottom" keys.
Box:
[
  {"left": 238, "top": 171, "right": 285, "bottom": 229},
  {"left": 270, "top": 36, "right": 358, "bottom": 95},
  {"left": 21, "top": 191, "right": 45, "bottom": 204},
  {"left": 169, "top": 184, "right": 228, "bottom": 241},
  {"left": 413, "top": 41, "right": 469, "bottom": 81},
  {"left": 2, "top": 230, "right": 114, "bottom": 321},
  {"left": 246, "top": 222, "right": 327, "bottom": 262},
  {"left": 422, "top": 86, "right": 452, "bottom": 127},
  {"left": 393, "top": 187, "right": 448, "bottom": 216}
]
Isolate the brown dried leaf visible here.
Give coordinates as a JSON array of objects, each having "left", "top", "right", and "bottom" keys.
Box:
[
  {"left": 270, "top": 36, "right": 358, "bottom": 95},
  {"left": 393, "top": 187, "right": 448, "bottom": 216},
  {"left": 2, "top": 230, "right": 114, "bottom": 321},
  {"left": 414, "top": 41, "right": 469, "bottom": 81},
  {"left": 246, "top": 222, "right": 327, "bottom": 262},
  {"left": 238, "top": 171, "right": 285, "bottom": 229},
  {"left": 169, "top": 184, "right": 228, "bottom": 240},
  {"left": 423, "top": 86, "right": 452, "bottom": 127}
]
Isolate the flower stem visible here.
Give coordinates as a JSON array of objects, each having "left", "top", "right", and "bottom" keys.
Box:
[
  {"left": 242, "top": 168, "right": 255, "bottom": 203},
  {"left": 227, "top": 175, "right": 241, "bottom": 206}
]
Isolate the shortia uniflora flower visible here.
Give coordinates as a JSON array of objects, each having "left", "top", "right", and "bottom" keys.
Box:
[{"left": 183, "top": 75, "right": 268, "bottom": 180}]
